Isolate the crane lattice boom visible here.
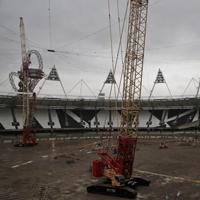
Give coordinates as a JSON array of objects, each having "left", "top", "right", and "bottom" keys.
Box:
[
  {"left": 121, "top": 0, "right": 148, "bottom": 137},
  {"left": 89, "top": 0, "right": 149, "bottom": 197}
]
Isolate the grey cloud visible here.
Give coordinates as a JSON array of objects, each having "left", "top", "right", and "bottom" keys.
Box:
[{"left": 0, "top": 0, "right": 200, "bottom": 97}]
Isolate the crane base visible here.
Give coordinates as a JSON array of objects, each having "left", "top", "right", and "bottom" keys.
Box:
[
  {"left": 87, "top": 177, "right": 150, "bottom": 198},
  {"left": 125, "top": 177, "right": 150, "bottom": 188},
  {"left": 87, "top": 184, "right": 137, "bottom": 199},
  {"left": 14, "top": 143, "right": 38, "bottom": 147}
]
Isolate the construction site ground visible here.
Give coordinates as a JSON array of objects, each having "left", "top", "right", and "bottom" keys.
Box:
[{"left": 0, "top": 134, "right": 200, "bottom": 200}]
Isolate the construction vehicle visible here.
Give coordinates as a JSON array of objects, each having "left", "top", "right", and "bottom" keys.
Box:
[{"left": 87, "top": 0, "right": 150, "bottom": 198}]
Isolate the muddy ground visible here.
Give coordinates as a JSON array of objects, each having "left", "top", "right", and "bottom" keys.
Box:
[{"left": 0, "top": 137, "right": 199, "bottom": 200}]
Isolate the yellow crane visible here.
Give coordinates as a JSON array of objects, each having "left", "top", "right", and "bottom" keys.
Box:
[{"left": 87, "top": 0, "right": 150, "bottom": 198}]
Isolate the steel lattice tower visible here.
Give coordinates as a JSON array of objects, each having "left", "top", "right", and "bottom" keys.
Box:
[{"left": 121, "top": 0, "right": 148, "bottom": 137}]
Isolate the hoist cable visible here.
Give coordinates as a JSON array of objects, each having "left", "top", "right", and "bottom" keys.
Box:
[
  {"left": 48, "top": 0, "right": 53, "bottom": 49},
  {"left": 107, "top": 0, "right": 115, "bottom": 71}
]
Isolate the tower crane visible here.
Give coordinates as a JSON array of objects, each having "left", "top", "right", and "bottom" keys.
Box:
[{"left": 87, "top": 0, "right": 150, "bottom": 198}]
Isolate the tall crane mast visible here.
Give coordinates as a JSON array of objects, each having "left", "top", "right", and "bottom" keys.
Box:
[
  {"left": 121, "top": 0, "right": 148, "bottom": 136},
  {"left": 87, "top": 0, "right": 149, "bottom": 198},
  {"left": 119, "top": 0, "right": 148, "bottom": 178}
]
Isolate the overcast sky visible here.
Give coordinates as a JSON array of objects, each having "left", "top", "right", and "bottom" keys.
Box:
[{"left": 0, "top": 0, "right": 200, "bottom": 98}]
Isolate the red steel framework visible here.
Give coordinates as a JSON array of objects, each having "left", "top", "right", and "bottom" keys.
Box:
[{"left": 16, "top": 17, "right": 44, "bottom": 146}]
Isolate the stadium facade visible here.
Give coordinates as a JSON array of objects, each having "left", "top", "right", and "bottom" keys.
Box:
[{"left": 0, "top": 95, "right": 200, "bottom": 132}]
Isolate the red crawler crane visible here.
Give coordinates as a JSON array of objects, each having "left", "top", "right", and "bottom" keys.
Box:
[{"left": 87, "top": 0, "right": 150, "bottom": 198}]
